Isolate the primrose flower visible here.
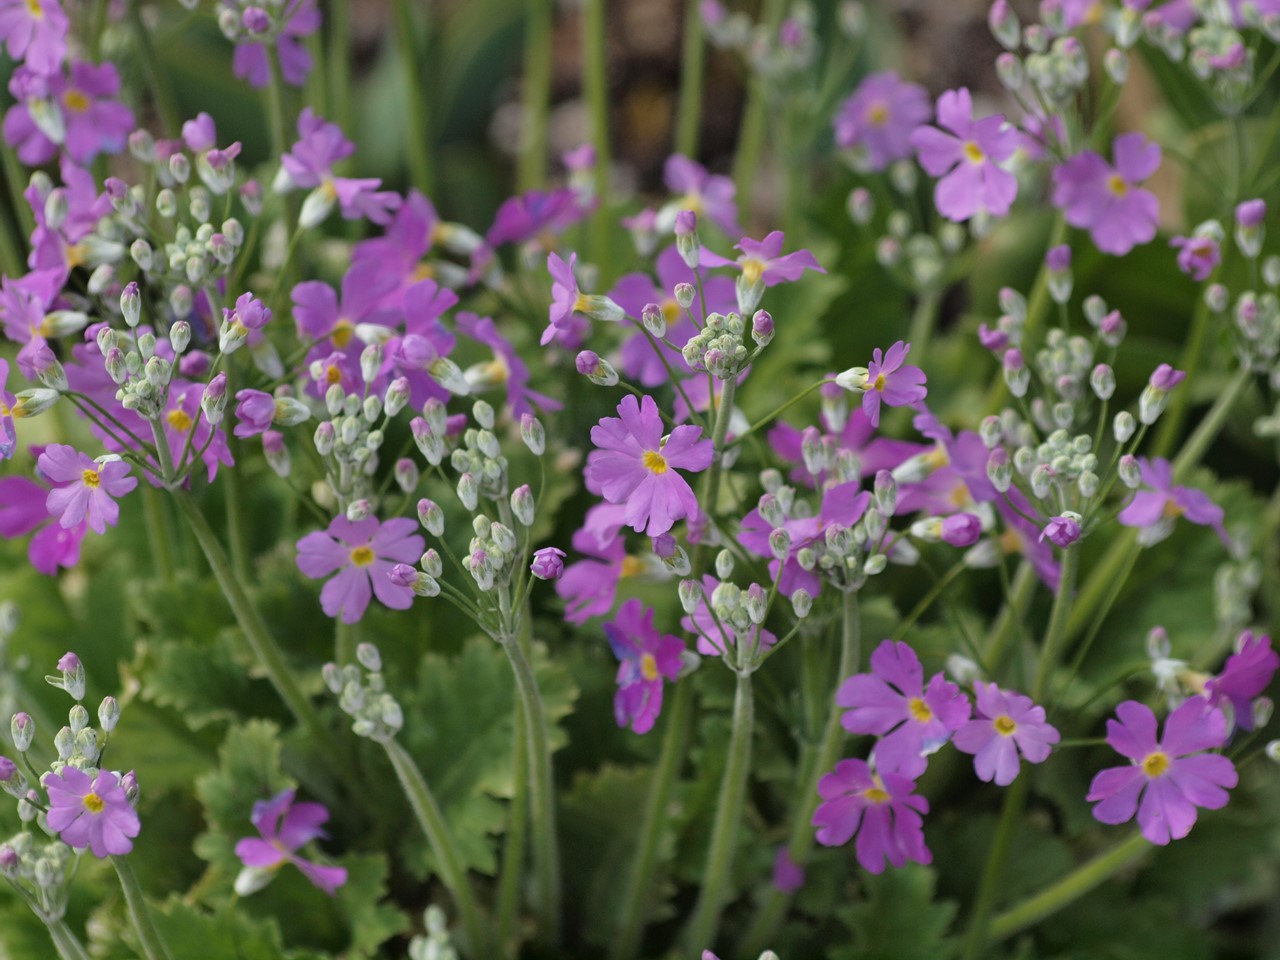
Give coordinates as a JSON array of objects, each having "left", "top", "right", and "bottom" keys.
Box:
[
  {"left": 0, "top": 470, "right": 86, "bottom": 574},
  {"left": 530, "top": 547, "right": 566, "bottom": 581},
  {"left": 700, "top": 230, "right": 825, "bottom": 298},
  {"left": 1205, "top": 631, "right": 1278, "bottom": 732},
  {"left": 296, "top": 516, "right": 424, "bottom": 623},
  {"left": 604, "top": 599, "right": 684, "bottom": 734},
  {"left": 836, "top": 639, "right": 971, "bottom": 777},
  {"left": 659, "top": 154, "right": 741, "bottom": 235},
  {"left": 281, "top": 109, "right": 400, "bottom": 226},
  {"left": 812, "top": 758, "right": 931, "bottom": 874},
  {"left": 0, "top": 0, "right": 68, "bottom": 75},
  {"left": 543, "top": 251, "right": 622, "bottom": 347},
  {"left": 1040, "top": 515, "right": 1081, "bottom": 548},
  {"left": 909, "top": 87, "right": 1019, "bottom": 221},
  {"left": 1170, "top": 232, "right": 1221, "bottom": 281},
  {"left": 4, "top": 61, "right": 134, "bottom": 166},
  {"left": 43, "top": 766, "right": 140, "bottom": 857},
  {"left": 834, "top": 71, "right": 931, "bottom": 171},
  {"left": 457, "top": 311, "right": 560, "bottom": 418},
  {"left": 1117, "top": 457, "right": 1227, "bottom": 546},
  {"left": 584, "top": 394, "right": 713, "bottom": 537},
  {"left": 37, "top": 444, "right": 136, "bottom": 535},
  {"left": 1051, "top": 133, "right": 1161, "bottom": 256},
  {"left": 231, "top": 0, "right": 320, "bottom": 88},
  {"left": 0, "top": 358, "right": 15, "bottom": 459},
  {"left": 953, "top": 683, "right": 1059, "bottom": 785},
  {"left": 487, "top": 187, "right": 585, "bottom": 247},
  {"left": 234, "top": 788, "right": 347, "bottom": 895},
  {"left": 233, "top": 389, "right": 277, "bottom": 439},
  {"left": 1087, "top": 698, "right": 1236, "bottom": 845},
  {"left": 838, "top": 341, "right": 927, "bottom": 428}
]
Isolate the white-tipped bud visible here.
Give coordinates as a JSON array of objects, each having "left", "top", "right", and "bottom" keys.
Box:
[
  {"left": 641, "top": 302, "right": 666, "bottom": 339},
  {"left": 520, "top": 413, "right": 545, "bottom": 455},
  {"left": 791, "top": 588, "right": 812, "bottom": 618},
  {"left": 1113, "top": 411, "right": 1136, "bottom": 443},
  {"left": 457, "top": 472, "right": 479, "bottom": 511},
  {"left": 715, "top": 549, "right": 735, "bottom": 580}
]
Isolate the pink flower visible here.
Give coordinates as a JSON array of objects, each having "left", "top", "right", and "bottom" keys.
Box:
[
  {"left": 234, "top": 788, "right": 347, "bottom": 895},
  {"left": 700, "top": 230, "right": 825, "bottom": 288},
  {"left": 0, "top": 0, "right": 68, "bottom": 74},
  {"left": 771, "top": 847, "right": 805, "bottom": 893},
  {"left": 296, "top": 516, "right": 424, "bottom": 623},
  {"left": 663, "top": 154, "right": 741, "bottom": 235},
  {"left": 543, "top": 251, "right": 590, "bottom": 348},
  {"left": 0, "top": 471, "right": 86, "bottom": 574},
  {"left": 1205, "top": 631, "right": 1279, "bottom": 732},
  {"left": 909, "top": 88, "right": 1019, "bottom": 221},
  {"left": 1, "top": 357, "right": 16, "bottom": 459},
  {"left": 1117, "top": 457, "right": 1226, "bottom": 544},
  {"left": 1051, "top": 133, "right": 1161, "bottom": 256},
  {"left": 834, "top": 71, "right": 931, "bottom": 171},
  {"left": 37, "top": 444, "right": 136, "bottom": 535},
  {"left": 281, "top": 108, "right": 400, "bottom": 225},
  {"left": 953, "top": 683, "right": 1059, "bottom": 786},
  {"left": 1170, "top": 233, "right": 1220, "bottom": 281},
  {"left": 4, "top": 61, "right": 134, "bottom": 166},
  {"left": 530, "top": 546, "right": 566, "bottom": 580},
  {"left": 605, "top": 599, "right": 685, "bottom": 734},
  {"left": 584, "top": 394, "right": 713, "bottom": 537},
  {"left": 487, "top": 187, "right": 585, "bottom": 247},
  {"left": 43, "top": 766, "right": 140, "bottom": 857},
  {"left": 812, "top": 758, "right": 931, "bottom": 874},
  {"left": 233, "top": 389, "right": 276, "bottom": 439},
  {"left": 230, "top": 0, "right": 319, "bottom": 88},
  {"left": 1087, "top": 698, "right": 1236, "bottom": 845},
  {"left": 836, "top": 639, "right": 971, "bottom": 777},
  {"left": 1040, "top": 515, "right": 1081, "bottom": 548},
  {"left": 862, "top": 341, "right": 928, "bottom": 428}
]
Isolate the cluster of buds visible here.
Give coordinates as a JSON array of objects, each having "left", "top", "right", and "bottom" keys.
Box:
[
  {"left": 408, "top": 905, "right": 459, "bottom": 960},
  {"left": 95, "top": 293, "right": 183, "bottom": 421},
  {"left": 0, "top": 833, "right": 76, "bottom": 922},
  {"left": 39, "top": 654, "right": 123, "bottom": 773},
  {"left": 323, "top": 643, "right": 403, "bottom": 742},
  {"left": 313, "top": 365, "right": 406, "bottom": 509},
  {"left": 678, "top": 573, "right": 777, "bottom": 674},
  {"left": 461, "top": 515, "right": 520, "bottom": 592},
  {"left": 682, "top": 311, "right": 751, "bottom": 380},
  {"left": 874, "top": 200, "right": 963, "bottom": 294},
  {"left": 442, "top": 400, "right": 510, "bottom": 504}
]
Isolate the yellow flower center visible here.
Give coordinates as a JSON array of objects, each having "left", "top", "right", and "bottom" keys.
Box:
[
  {"left": 867, "top": 102, "right": 890, "bottom": 126},
  {"left": 680, "top": 191, "right": 704, "bottom": 216},
  {"left": 350, "top": 545, "right": 375, "bottom": 567},
  {"left": 862, "top": 774, "right": 892, "bottom": 804},
  {"left": 481, "top": 357, "right": 510, "bottom": 384},
  {"left": 620, "top": 555, "right": 646, "bottom": 578},
  {"left": 998, "top": 528, "right": 1023, "bottom": 556},
  {"left": 37, "top": 315, "right": 56, "bottom": 337},
  {"left": 25, "top": 0, "right": 42, "bottom": 18},
  {"left": 948, "top": 483, "right": 971, "bottom": 509},
  {"left": 923, "top": 447, "right": 949, "bottom": 470},
  {"left": 741, "top": 258, "right": 766, "bottom": 287},
  {"left": 1142, "top": 751, "right": 1170, "bottom": 778},
  {"left": 325, "top": 364, "right": 342, "bottom": 386},
  {"left": 62, "top": 89, "right": 90, "bottom": 113},
  {"left": 640, "top": 653, "right": 659, "bottom": 682},
  {"left": 572, "top": 293, "right": 592, "bottom": 315},
  {"left": 320, "top": 178, "right": 338, "bottom": 202},
  {"left": 873, "top": 372, "right": 887, "bottom": 392},
  {"left": 82, "top": 792, "right": 104, "bottom": 813},
  {"left": 908, "top": 697, "right": 933, "bottom": 722},
  {"left": 1107, "top": 173, "right": 1129, "bottom": 197},
  {"left": 661, "top": 298, "right": 681, "bottom": 323},
  {"left": 1160, "top": 500, "right": 1184, "bottom": 519},
  {"left": 166, "top": 409, "right": 193, "bottom": 432},
  {"left": 411, "top": 261, "right": 435, "bottom": 282},
  {"left": 65, "top": 243, "right": 87, "bottom": 268},
  {"left": 642, "top": 450, "right": 668, "bottom": 475},
  {"left": 82, "top": 468, "right": 100, "bottom": 489},
  {"left": 993, "top": 714, "right": 1017, "bottom": 736},
  {"left": 963, "top": 141, "right": 985, "bottom": 164},
  {"left": 331, "top": 318, "right": 355, "bottom": 348}
]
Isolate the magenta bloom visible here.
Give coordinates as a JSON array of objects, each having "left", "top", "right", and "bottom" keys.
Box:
[
  {"left": 863, "top": 341, "right": 928, "bottom": 428},
  {"left": 1040, "top": 516, "right": 1081, "bottom": 548},
  {"left": 834, "top": 71, "right": 931, "bottom": 171},
  {"left": 584, "top": 394, "right": 713, "bottom": 537},
  {"left": 281, "top": 109, "right": 400, "bottom": 224},
  {"left": 836, "top": 639, "right": 971, "bottom": 777},
  {"left": 37, "top": 444, "right": 136, "bottom": 535},
  {"left": 0, "top": 0, "right": 68, "bottom": 74},
  {"left": 1051, "top": 133, "right": 1161, "bottom": 256},
  {"left": 234, "top": 788, "right": 347, "bottom": 895},
  {"left": 543, "top": 251, "right": 590, "bottom": 347},
  {"left": 233, "top": 389, "right": 276, "bottom": 439},
  {"left": 1205, "top": 631, "right": 1279, "bottom": 732},
  {"left": 43, "top": 766, "right": 140, "bottom": 857},
  {"left": 812, "top": 758, "right": 931, "bottom": 874},
  {"left": 604, "top": 599, "right": 685, "bottom": 734},
  {"left": 296, "top": 516, "right": 424, "bottom": 623},
  {"left": 1117, "top": 457, "right": 1227, "bottom": 544},
  {"left": 700, "top": 230, "right": 825, "bottom": 288},
  {"left": 4, "top": 62, "right": 134, "bottom": 166},
  {"left": 457, "top": 311, "right": 560, "bottom": 418},
  {"left": 0, "top": 472, "right": 86, "bottom": 574},
  {"left": 530, "top": 546, "right": 566, "bottom": 581},
  {"left": 909, "top": 87, "right": 1019, "bottom": 221},
  {"left": 953, "top": 683, "right": 1059, "bottom": 786},
  {"left": 771, "top": 846, "right": 805, "bottom": 893},
  {"left": 1170, "top": 233, "right": 1221, "bottom": 281},
  {"left": 663, "top": 154, "right": 740, "bottom": 235},
  {"left": 487, "top": 187, "right": 585, "bottom": 247},
  {"left": 231, "top": 0, "right": 320, "bottom": 88},
  {"left": 1087, "top": 698, "right": 1236, "bottom": 845},
  {"left": 1, "top": 357, "right": 16, "bottom": 459}
]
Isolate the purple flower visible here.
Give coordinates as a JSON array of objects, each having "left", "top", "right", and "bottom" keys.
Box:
[
  {"left": 281, "top": 109, "right": 400, "bottom": 225},
  {"left": 1046, "top": 244, "right": 1072, "bottom": 271},
  {"left": 662, "top": 154, "right": 740, "bottom": 235},
  {"left": 530, "top": 546, "right": 566, "bottom": 581},
  {"left": 700, "top": 230, "right": 825, "bottom": 288},
  {"left": 0, "top": 0, "right": 68, "bottom": 74},
  {"left": 1040, "top": 515, "right": 1081, "bottom": 548},
  {"left": 834, "top": 71, "right": 931, "bottom": 171},
  {"left": 836, "top": 639, "right": 971, "bottom": 777},
  {"left": 909, "top": 88, "right": 1019, "bottom": 221},
  {"left": 1235, "top": 199, "right": 1266, "bottom": 228},
  {"left": 231, "top": 0, "right": 320, "bottom": 88},
  {"left": 234, "top": 788, "right": 347, "bottom": 895},
  {"left": 1051, "top": 133, "right": 1161, "bottom": 256},
  {"left": 940, "top": 512, "right": 983, "bottom": 547},
  {"left": 953, "top": 682, "right": 1059, "bottom": 786},
  {"left": 812, "top": 758, "right": 931, "bottom": 874},
  {"left": 0, "top": 471, "right": 86, "bottom": 574},
  {"left": 4, "top": 62, "right": 134, "bottom": 166},
  {"left": 457, "top": 311, "right": 560, "bottom": 418},
  {"left": 1117, "top": 457, "right": 1227, "bottom": 544},
  {"left": 543, "top": 251, "right": 590, "bottom": 347},
  {"left": 1087, "top": 698, "right": 1236, "bottom": 845},
  {"left": 682, "top": 574, "right": 777, "bottom": 657},
  {"left": 1205, "top": 631, "right": 1279, "bottom": 731},
  {"left": 771, "top": 846, "right": 805, "bottom": 893},
  {"left": 37, "top": 444, "right": 136, "bottom": 535},
  {"left": 1148, "top": 363, "right": 1185, "bottom": 391},
  {"left": 862, "top": 341, "right": 928, "bottom": 428},
  {"left": 604, "top": 599, "right": 684, "bottom": 734},
  {"left": 1170, "top": 233, "right": 1220, "bottom": 281},
  {"left": 43, "top": 766, "right": 140, "bottom": 857},
  {"left": 296, "top": 516, "right": 424, "bottom": 623},
  {"left": 233, "top": 389, "right": 276, "bottom": 439},
  {"left": 0, "top": 357, "right": 16, "bottom": 459},
  {"left": 555, "top": 505, "right": 636, "bottom": 623},
  {"left": 487, "top": 187, "right": 585, "bottom": 247},
  {"left": 584, "top": 394, "right": 713, "bottom": 537},
  {"left": 0, "top": 755, "right": 14, "bottom": 782}
]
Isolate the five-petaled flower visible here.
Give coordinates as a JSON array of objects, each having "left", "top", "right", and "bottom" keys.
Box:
[
  {"left": 37, "top": 443, "right": 136, "bottom": 535},
  {"left": 909, "top": 87, "right": 1019, "bottom": 222},
  {"left": 1051, "top": 133, "right": 1161, "bottom": 256},
  {"left": 812, "top": 757, "right": 931, "bottom": 874},
  {"left": 43, "top": 766, "right": 140, "bottom": 857},
  {"left": 296, "top": 516, "right": 424, "bottom": 623},
  {"left": 1117, "top": 457, "right": 1227, "bottom": 546},
  {"left": 234, "top": 787, "right": 347, "bottom": 896},
  {"left": 953, "top": 682, "right": 1060, "bottom": 786},
  {"left": 604, "top": 599, "right": 685, "bottom": 734}
]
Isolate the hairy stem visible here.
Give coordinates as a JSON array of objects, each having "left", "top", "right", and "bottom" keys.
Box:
[{"left": 112, "top": 856, "right": 175, "bottom": 960}]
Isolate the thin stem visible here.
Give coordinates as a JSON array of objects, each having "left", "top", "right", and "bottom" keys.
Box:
[
  {"left": 730, "top": 379, "right": 832, "bottom": 447},
  {"left": 693, "top": 375, "right": 739, "bottom": 570},
  {"left": 223, "top": 445, "right": 250, "bottom": 580},
  {"left": 496, "top": 701, "right": 529, "bottom": 953},
  {"left": 907, "top": 291, "right": 942, "bottom": 363},
  {"left": 140, "top": 487, "right": 176, "bottom": 587},
  {"left": 730, "top": 0, "right": 785, "bottom": 206},
  {"left": 685, "top": 670, "right": 754, "bottom": 954},
  {"left": 674, "top": 0, "right": 706, "bottom": 157},
  {"left": 328, "top": 0, "right": 353, "bottom": 147},
  {"left": 392, "top": 0, "right": 433, "bottom": 195},
  {"left": 112, "top": 856, "right": 175, "bottom": 960},
  {"left": 1, "top": 143, "right": 34, "bottom": 241},
  {"left": 127, "top": 0, "right": 178, "bottom": 136},
  {"left": 1032, "top": 547, "right": 1079, "bottom": 702},
  {"left": 518, "top": 0, "right": 555, "bottom": 191},
  {"left": 1171, "top": 366, "right": 1251, "bottom": 481},
  {"left": 264, "top": 46, "right": 290, "bottom": 163},
  {"left": 891, "top": 561, "right": 965, "bottom": 642},
  {"left": 1150, "top": 284, "right": 1218, "bottom": 459},
  {"left": 499, "top": 635, "right": 562, "bottom": 944},
  {"left": 47, "top": 919, "right": 92, "bottom": 960},
  {"left": 959, "top": 774, "right": 1030, "bottom": 960},
  {"left": 383, "top": 740, "right": 488, "bottom": 957},
  {"left": 582, "top": 0, "right": 611, "bottom": 269}
]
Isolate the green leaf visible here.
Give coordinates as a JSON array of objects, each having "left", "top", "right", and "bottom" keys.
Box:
[
  {"left": 139, "top": 631, "right": 272, "bottom": 730},
  {"left": 149, "top": 897, "right": 329, "bottom": 960},
  {"left": 831, "top": 864, "right": 958, "bottom": 960}
]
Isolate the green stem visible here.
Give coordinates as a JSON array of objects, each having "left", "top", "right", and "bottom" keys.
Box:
[
  {"left": 891, "top": 561, "right": 965, "bottom": 642},
  {"left": 499, "top": 635, "right": 562, "bottom": 944},
  {"left": 985, "top": 560, "right": 1036, "bottom": 670},
  {"left": 685, "top": 670, "right": 754, "bottom": 954},
  {"left": 1031, "top": 547, "right": 1079, "bottom": 702},
  {"left": 907, "top": 292, "right": 943, "bottom": 362},
  {"left": 731, "top": 379, "right": 831, "bottom": 446},
  {"left": 693, "top": 375, "right": 739, "bottom": 570},
  {"left": 46, "top": 920, "right": 92, "bottom": 960},
  {"left": 518, "top": 0, "right": 555, "bottom": 191},
  {"left": 112, "top": 856, "right": 174, "bottom": 960},
  {"left": 223, "top": 444, "right": 250, "bottom": 580},
  {"left": 328, "top": 0, "right": 353, "bottom": 147},
  {"left": 674, "top": 0, "right": 706, "bottom": 157},
  {"left": 2, "top": 143, "right": 36, "bottom": 240},
  {"left": 730, "top": 0, "right": 784, "bottom": 207},
  {"left": 959, "top": 775, "right": 1030, "bottom": 960},
  {"left": 264, "top": 47, "right": 289, "bottom": 163},
  {"left": 582, "top": 0, "right": 611, "bottom": 269},
  {"left": 140, "top": 487, "right": 176, "bottom": 587},
  {"left": 1151, "top": 286, "right": 1217, "bottom": 459},
  {"left": 1053, "top": 543, "right": 1141, "bottom": 714},
  {"left": 383, "top": 740, "right": 488, "bottom": 957},
  {"left": 0, "top": 199, "right": 23, "bottom": 277},
  {"left": 127, "top": 0, "right": 178, "bottom": 137},
  {"left": 392, "top": 0, "right": 433, "bottom": 195},
  {"left": 496, "top": 702, "right": 529, "bottom": 953},
  {"left": 1171, "top": 366, "right": 1251, "bottom": 481},
  {"left": 609, "top": 678, "right": 693, "bottom": 960},
  {"left": 985, "top": 833, "right": 1149, "bottom": 944}
]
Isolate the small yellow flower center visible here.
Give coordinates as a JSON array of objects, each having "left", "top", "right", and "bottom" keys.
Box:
[
  {"left": 82, "top": 792, "right": 104, "bottom": 813},
  {"left": 320, "top": 178, "right": 338, "bottom": 202},
  {"left": 572, "top": 293, "right": 592, "bottom": 315},
  {"left": 948, "top": 483, "right": 971, "bottom": 509},
  {"left": 873, "top": 372, "right": 887, "bottom": 392},
  {"left": 25, "top": 0, "right": 42, "bottom": 18},
  {"left": 923, "top": 447, "right": 950, "bottom": 470},
  {"left": 62, "top": 89, "right": 90, "bottom": 113},
  {"left": 993, "top": 714, "right": 1017, "bottom": 736},
  {"left": 640, "top": 653, "right": 659, "bottom": 682},
  {"left": 642, "top": 450, "right": 668, "bottom": 475},
  {"left": 166, "top": 409, "right": 193, "bottom": 432},
  {"left": 324, "top": 364, "right": 342, "bottom": 386},
  {"left": 661, "top": 298, "right": 682, "bottom": 323},
  {"left": 867, "top": 102, "right": 890, "bottom": 126},
  {"left": 1107, "top": 173, "right": 1129, "bottom": 197},
  {"left": 1160, "top": 499, "right": 1184, "bottom": 519},
  {"left": 741, "top": 258, "right": 766, "bottom": 287},
  {"left": 81, "top": 468, "right": 100, "bottom": 489},
  {"left": 350, "top": 545, "right": 375, "bottom": 567},
  {"left": 963, "top": 141, "right": 985, "bottom": 164},
  {"left": 680, "top": 192, "right": 704, "bottom": 216},
  {"left": 37, "top": 315, "right": 57, "bottom": 336},
  {"left": 1141, "top": 750, "right": 1170, "bottom": 778},
  {"left": 908, "top": 697, "right": 933, "bottom": 722},
  {"left": 481, "top": 357, "right": 510, "bottom": 384},
  {"left": 620, "top": 555, "right": 646, "bottom": 578},
  {"left": 65, "top": 243, "right": 87, "bottom": 268},
  {"left": 331, "top": 318, "right": 355, "bottom": 348},
  {"left": 411, "top": 261, "right": 435, "bottom": 282},
  {"left": 862, "top": 774, "right": 892, "bottom": 804},
  {"left": 998, "top": 528, "right": 1023, "bottom": 556}
]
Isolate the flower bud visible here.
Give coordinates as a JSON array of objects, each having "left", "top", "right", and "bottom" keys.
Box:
[
  {"left": 97, "top": 696, "right": 120, "bottom": 733},
  {"left": 751, "top": 309, "right": 773, "bottom": 347},
  {"left": 575, "top": 350, "right": 619, "bottom": 386},
  {"left": 791, "top": 588, "right": 813, "bottom": 618},
  {"left": 457, "top": 472, "right": 479, "bottom": 511},
  {"left": 1113, "top": 410, "right": 1136, "bottom": 443},
  {"left": 417, "top": 498, "right": 445, "bottom": 537},
  {"left": 641, "top": 302, "right": 666, "bottom": 338},
  {"left": 768, "top": 527, "right": 792, "bottom": 562},
  {"left": 674, "top": 282, "right": 696, "bottom": 309},
  {"left": 346, "top": 499, "right": 372, "bottom": 522},
  {"left": 10, "top": 713, "right": 33, "bottom": 752},
  {"left": 715, "top": 549, "right": 735, "bottom": 580},
  {"left": 121, "top": 281, "right": 142, "bottom": 327},
  {"left": 986, "top": 446, "right": 1012, "bottom": 492},
  {"left": 941, "top": 513, "right": 982, "bottom": 547},
  {"left": 863, "top": 554, "right": 887, "bottom": 576},
  {"left": 1090, "top": 363, "right": 1115, "bottom": 400},
  {"left": 263, "top": 430, "right": 290, "bottom": 478},
  {"left": 511, "top": 484, "right": 535, "bottom": 526},
  {"left": 988, "top": 0, "right": 1020, "bottom": 49},
  {"left": 531, "top": 547, "right": 566, "bottom": 580},
  {"left": 679, "top": 579, "right": 701, "bottom": 614},
  {"left": 1118, "top": 453, "right": 1141, "bottom": 488},
  {"left": 520, "top": 413, "right": 545, "bottom": 455},
  {"left": 873, "top": 469, "right": 897, "bottom": 517}
]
